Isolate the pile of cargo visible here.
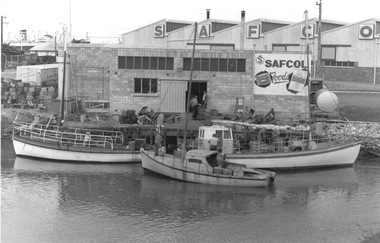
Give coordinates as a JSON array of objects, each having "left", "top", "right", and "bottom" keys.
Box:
[{"left": 1, "top": 79, "right": 57, "bottom": 109}]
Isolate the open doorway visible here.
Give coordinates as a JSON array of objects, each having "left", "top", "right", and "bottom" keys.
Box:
[{"left": 186, "top": 81, "right": 207, "bottom": 108}]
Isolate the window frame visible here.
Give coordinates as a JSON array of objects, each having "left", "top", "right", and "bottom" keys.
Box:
[
  {"left": 134, "top": 78, "right": 158, "bottom": 94},
  {"left": 118, "top": 56, "right": 174, "bottom": 70},
  {"left": 321, "top": 46, "right": 336, "bottom": 61}
]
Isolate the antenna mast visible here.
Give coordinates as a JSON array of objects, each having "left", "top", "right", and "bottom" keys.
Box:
[{"left": 316, "top": 0, "right": 322, "bottom": 76}]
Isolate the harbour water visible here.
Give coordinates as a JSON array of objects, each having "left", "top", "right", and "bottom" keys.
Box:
[{"left": 1, "top": 139, "right": 380, "bottom": 243}]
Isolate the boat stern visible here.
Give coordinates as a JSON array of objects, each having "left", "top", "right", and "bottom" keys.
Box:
[{"left": 256, "top": 169, "right": 276, "bottom": 185}]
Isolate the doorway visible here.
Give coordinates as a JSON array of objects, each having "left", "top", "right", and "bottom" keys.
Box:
[{"left": 186, "top": 81, "right": 207, "bottom": 107}]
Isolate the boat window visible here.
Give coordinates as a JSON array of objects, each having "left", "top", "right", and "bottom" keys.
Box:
[
  {"left": 223, "top": 130, "right": 232, "bottom": 139},
  {"left": 199, "top": 129, "right": 204, "bottom": 138},
  {"left": 204, "top": 130, "right": 215, "bottom": 139},
  {"left": 188, "top": 158, "right": 202, "bottom": 164},
  {"left": 215, "top": 130, "right": 223, "bottom": 139}
]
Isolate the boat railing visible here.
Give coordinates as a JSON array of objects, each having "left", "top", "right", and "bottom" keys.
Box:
[
  {"left": 13, "top": 123, "right": 118, "bottom": 149},
  {"left": 13, "top": 122, "right": 124, "bottom": 145},
  {"left": 177, "top": 138, "right": 199, "bottom": 150}
]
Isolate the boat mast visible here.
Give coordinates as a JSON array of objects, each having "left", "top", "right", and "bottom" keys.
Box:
[
  {"left": 182, "top": 22, "right": 198, "bottom": 159},
  {"left": 304, "top": 10, "right": 313, "bottom": 141},
  {"left": 60, "top": 26, "right": 67, "bottom": 125}
]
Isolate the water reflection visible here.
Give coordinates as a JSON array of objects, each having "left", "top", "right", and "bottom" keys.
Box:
[
  {"left": 139, "top": 171, "right": 276, "bottom": 218},
  {"left": 2, "top": 146, "right": 379, "bottom": 242},
  {"left": 13, "top": 156, "right": 143, "bottom": 216},
  {"left": 274, "top": 167, "right": 359, "bottom": 209},
  {"left": 13, "top": 156, "right": 276, "bottom": 219},
  {"left": 14, "top": 156, "right": 142, "bottom": 175}
]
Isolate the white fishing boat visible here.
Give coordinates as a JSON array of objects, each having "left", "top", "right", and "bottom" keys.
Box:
[
  {"left": 140, "top": 22, "right": 276, "bottom": 187},
  {"left": 196, "top": 123, "right": 361, "bottom": 170},
  {"left": 11, "top": 26, "right": 141, "bottom": 163},
  {"left": 141, "top": 149, "right": 275, "bottom": 187},
  {"left": 12, "top": 121, "right": 141, "bottom": 163}
]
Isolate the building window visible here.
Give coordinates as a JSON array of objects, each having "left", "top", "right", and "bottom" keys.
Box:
[
  {"left": 158, "top": 57, "right": 166, "bottom": 70},
  {"left": 134, "top": 78, "right": 158, "bottom": 94},
  {"left": 201, "top": 58, "right": 209, "bottom": 71},
  {"left": 219, "top": 59, "right": 227, "bottom": 72},
  {"left": 150, "top": 57, "right": 158, "bottom": 70},
  {"left": 237, "top": 59, "right": 246, "bottom": 72},
  {"left": 183, "top": 58, "right": 192, "bottom": 70},
  {"left": 324, "top": 60, "right": 355, "bottom": 68},
  {"left": 166, "top": 58, "right": 174, "bottom": 70},
  {"left": 321, "top": 46, "right": 336, "bottom": 60},
  {"left": 228, "top": 59, "right": 236, "bottom": 72},
  {"left": 127, "top": 57, "right": 134, "bottom": 69},
  {"left": 135, "top": 57, "right": 142, "bottom": 69},
  {"left": 118, "top": 57, "right": 126, "bottom": 69},
  {"left": 193, "top": 58, "right": 201, "bottom": 71},
  {"left": 142, "top": 57, "right": 150, "bottom": 69},
  {"left": 183, "top": 58, "right": 246, "bottom": 72},
  {"left": 210, "top": 58, "right": 218, "bottom": 71},
  {"left": 118, "top": 56, "right": 174, "bottom": 70}
]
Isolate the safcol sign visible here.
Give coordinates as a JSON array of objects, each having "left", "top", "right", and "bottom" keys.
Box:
[{"left": 254, "top": 53, "right": 309, "bottom": 96}]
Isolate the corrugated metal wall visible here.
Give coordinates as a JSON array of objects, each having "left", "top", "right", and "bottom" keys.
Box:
[
  {"left": 261, "top": 22, "right": 289, "bottom": 33},
  {"left": 160, "top": 80, "right": 187, "bottom": 112},
  {"left": 167, "top": 22, "right": 191, "bottom": 33},
  {"left": 321, "top": 22, "right": 345, "bottom": 32},
  {"left": 212, "top": 22, "right": 237, "bottom": 33}
]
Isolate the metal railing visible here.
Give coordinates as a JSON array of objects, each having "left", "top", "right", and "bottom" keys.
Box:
[
  {"left": 13, "top": 122, "right": 122, "bottom": 149},
  {"left": 14, "top": 122, "right": 124, "bottom": 144}
]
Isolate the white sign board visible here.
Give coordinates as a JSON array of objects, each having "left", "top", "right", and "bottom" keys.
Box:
[
  {"left": 247, "top": 25, "right": 260, "bottom": 39},
  {"left": 198, "top": 25, "right": 210, "bottom": 38},
  {"left": 254, "top": 53, "right": 310, "bottom": 96},
  {"left": 153, "top": 25, "right": 165, "bottom": 38}
]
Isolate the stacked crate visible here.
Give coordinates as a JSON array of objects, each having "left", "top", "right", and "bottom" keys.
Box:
[
  {"left": 249, "top": 141, "right": 262, "bottom": 153},
  {"left": 1, "top": 80, "right": 56, "bottom": 109},
  {"left": 121, "top": 110, "right": 137, "bottom": 124},
  {"left": 274, "top": 137, "right": 284, "bottom": 152}
]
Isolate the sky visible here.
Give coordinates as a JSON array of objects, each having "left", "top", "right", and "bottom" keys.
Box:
[{"left": 1, "top": 0, "right": 379, "bottom": 43}]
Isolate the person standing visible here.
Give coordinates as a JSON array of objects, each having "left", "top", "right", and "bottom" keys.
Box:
[
  {"left": 209, "top": 134, "right": 219, "bottom": 151},
  {"left": 154, "top": 131, "right": 163, "bottom": 155},
  {"left": 83, "top": 131, "right": 91, "bottom": 147},
  {"left": 202, "top": 91, "right": 208, "bottom": 108},
  {"left": 190, "top": 95, "right": 199, "bottom": 120}
]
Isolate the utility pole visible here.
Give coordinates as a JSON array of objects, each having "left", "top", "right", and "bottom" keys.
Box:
[
  {"left": 1, "top": 16, "right": 7, "bottom": 72},
  {"left": 316, "top": 0, "right": 322, "bottom": 76}
]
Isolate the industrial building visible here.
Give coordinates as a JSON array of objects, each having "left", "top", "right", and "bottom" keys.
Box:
[{"left": 57, "top": 11, "right": 379, "bottom": 121}]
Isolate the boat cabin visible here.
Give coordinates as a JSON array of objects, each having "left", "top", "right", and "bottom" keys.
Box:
[{"left": 197, "top": 125, "right": 234, "bottom": 154}]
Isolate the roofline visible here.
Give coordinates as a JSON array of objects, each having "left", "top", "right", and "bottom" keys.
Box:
[
  {"left": 212, "top": 18, "right": 295, "bottom": 35},
  {"left": 121, "top": 19, "right": 194, "bottom": 36},
  {"left": 322, "top": 17, "right": 380, "bottom": 35},
  {"left": 262, "top": 17, "right": 349, "bottom": 35},
  {"left": 199, "top": 18, "right": 240, "bottom": 25}
]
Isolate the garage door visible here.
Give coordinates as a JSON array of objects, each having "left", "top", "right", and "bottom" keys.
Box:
[{"left": 160, "top": 80, "right": 188, "bottom": 112}]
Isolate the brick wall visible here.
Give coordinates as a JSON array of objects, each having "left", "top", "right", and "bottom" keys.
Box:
[
  {"left": 253, "top": 94, "right": 309, "bottom": 121},
  {"left": 68, "top": 45, "right": 311, "bottom": 122},
  {"left": 69, "top": 45, "right": 112, "bottom": 101}
]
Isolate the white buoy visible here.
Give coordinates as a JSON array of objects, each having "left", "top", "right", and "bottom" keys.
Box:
[{"left": 315, "top": 89, "right": 339, "bottom": 112}]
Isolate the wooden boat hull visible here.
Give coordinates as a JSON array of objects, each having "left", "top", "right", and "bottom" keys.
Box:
[
  {"left": 141, "top": 150, "right": 273, "bottom": 187},
  {"left": 13, "top": 136, "right": 140, "bottom": 163},
  {"left": 226, "top": 141, "right": 361, "bottom": 170}
]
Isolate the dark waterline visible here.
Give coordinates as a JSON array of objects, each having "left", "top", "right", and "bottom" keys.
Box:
[{"left": 2, "top": 139, "right": 380, "bottom": 243}]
